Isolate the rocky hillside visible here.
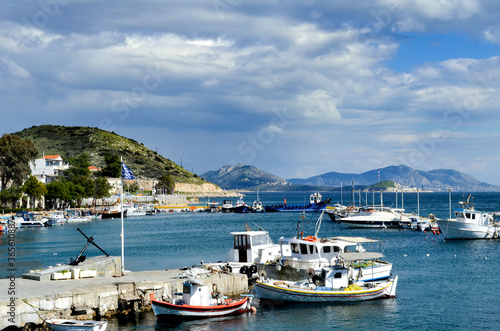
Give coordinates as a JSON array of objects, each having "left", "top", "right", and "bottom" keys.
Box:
[
  {"left": 14, "top": 125, "right": 208, "bottom": 186},
  {"left": 201, "top": 164, "right": 293, "bottom": 190}
]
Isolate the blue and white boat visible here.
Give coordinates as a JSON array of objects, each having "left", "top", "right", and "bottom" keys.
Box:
[{"left": 264, "top": 193, "right": 330, "bottom": 212}]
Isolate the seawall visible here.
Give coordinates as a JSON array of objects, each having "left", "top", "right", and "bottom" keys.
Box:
[{"left": 0, "top": 265, "right": 248, "bottom": 328}]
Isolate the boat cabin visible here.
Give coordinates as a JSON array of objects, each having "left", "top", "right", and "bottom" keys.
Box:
[
  {"left": 321, "top": 267, "right": 349, "bottom": 289},
  {"left": 279, "top": 236, "right": 381, "bottom": 269},
  {"left": 181, "top": 280, "right": 211, "bottom": 306},
  {"left": 310, "top": 192, "right": 322, "bottom": 204},
  {"left": 454, "top": 209, "right": 493, "bottom": 226},
  {"left": 227, "top": 230, "right": 287, "bottom": 264}
]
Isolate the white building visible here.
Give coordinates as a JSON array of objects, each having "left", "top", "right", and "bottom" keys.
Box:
[{"left": 30, "top": 155, "right": 70, "bottom": 183}]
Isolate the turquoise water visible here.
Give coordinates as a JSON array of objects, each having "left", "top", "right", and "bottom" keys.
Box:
[{"left": 2, "top": 192, "right": 500, "bottom": 329}]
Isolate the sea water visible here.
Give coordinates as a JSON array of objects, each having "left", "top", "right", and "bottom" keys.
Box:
[{"left": 1, "top": 191, "right": 500, "bottom": 330}]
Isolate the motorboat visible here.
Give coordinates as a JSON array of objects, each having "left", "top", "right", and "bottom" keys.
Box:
[
  {"left": 221, "top": 200, "right": 234, "bottom": 213},
  {"left": 232, "top": 197, "right": 249, "bottom": 213},
  {"left": 254, "top": 266, "right": 398, "bottom": 303},
  {"left": 45, "top": 319, "right": 107, "bottom": 331},
  {"left": 150, "top": 278, "right": 252, "bottom": 318},
  {"left": 436, "top": 194, "right": 500, "bottom": 239},
  {"left": 12, "top": 211, "right": 49, "bottom": 228},
  {"left": 338, "top": 206, "right": 409, "bottom": 228}
]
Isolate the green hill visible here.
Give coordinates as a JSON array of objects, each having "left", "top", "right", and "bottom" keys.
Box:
[{"left": 14, "top": 125, "right": 206, "bottom": 184}]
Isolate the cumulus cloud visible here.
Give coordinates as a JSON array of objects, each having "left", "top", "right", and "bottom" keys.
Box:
[{"left": 1, "top": 0, "right": 500, "bottom": 183}]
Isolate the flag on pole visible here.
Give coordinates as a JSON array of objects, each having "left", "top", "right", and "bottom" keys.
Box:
[{"left": 121, "top": 163, "right": 135, "bottom": 180}]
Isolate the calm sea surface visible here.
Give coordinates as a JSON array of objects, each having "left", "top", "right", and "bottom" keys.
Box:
[{"left": 2, "top": 191, "right": 500, "bottom": 330}]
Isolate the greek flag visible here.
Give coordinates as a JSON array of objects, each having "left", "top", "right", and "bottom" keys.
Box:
[{"left": 121, "top": 162, "right": 135, "bottom": 180}]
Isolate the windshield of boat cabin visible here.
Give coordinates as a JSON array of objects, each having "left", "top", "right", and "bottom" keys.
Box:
[{"left": 252, "top": 234, "right": 270, "bottom": 246}]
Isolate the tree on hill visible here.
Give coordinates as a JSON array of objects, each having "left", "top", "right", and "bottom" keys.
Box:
[
  {"left": 157, "top": 174, "right": 175, "bottom": 194},
  {"left": 101, "top": 154, "right": 121, "bottom": 178},
  {"left": 0, "top": 134, "right": 38, "bottom": 191},
  {"left": 23, "top": 175, "right": 47, "bottom": 210}
]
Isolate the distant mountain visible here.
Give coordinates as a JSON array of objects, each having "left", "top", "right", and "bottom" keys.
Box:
[
  {"left": 201, "top": 164, "right": 293, "bottom": 190},
  {"left": 287, "top": 165, "right": 498, "bottom": 192}
]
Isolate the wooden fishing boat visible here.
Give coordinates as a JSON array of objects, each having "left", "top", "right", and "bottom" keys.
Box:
[
  {"left": 45, "top": 319, "right": 107, "bottom": 331},
  {"left": 150, "top": 278, "right": 252, "bottom": 318},
  {"left": 254, "top": 266, "right": 398, "bottom": 303}
]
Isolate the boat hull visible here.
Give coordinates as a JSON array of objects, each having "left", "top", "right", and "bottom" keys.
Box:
[
  {"left": 254, "top": 277, "right": 397, "bottom": 303},
  {"left": 45, "top": 319, "right": 107, "bottom": 331},
  {"left": 339, "top": 219, "right": 401, "bottom": 228},
  {"left": 151, "top": 294, "right": 250, "bottom": 318},
  {"left": 437, "top": 220, "right": 500, "bottom": 239},
  {"left": 264, "top": 203, "right": 328, "bottom": 212}
]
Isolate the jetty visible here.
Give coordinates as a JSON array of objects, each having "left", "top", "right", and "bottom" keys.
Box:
[{"left": 0, "top": 256, "right": 248, "bottom": 328}]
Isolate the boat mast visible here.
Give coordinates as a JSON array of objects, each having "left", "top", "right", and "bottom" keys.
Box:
[
  {"left": 449, "top": 188, "right": 452, "bottom": 219},
  {"left": 340, "top": 181, "right": 343, "bottom": 205}
]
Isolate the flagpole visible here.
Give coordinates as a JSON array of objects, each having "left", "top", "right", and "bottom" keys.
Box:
[{"left": 120, "top": 156, "right": 125, "bottom": 275}]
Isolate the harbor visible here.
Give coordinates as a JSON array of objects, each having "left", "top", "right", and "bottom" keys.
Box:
[{"left": 2, "top": 191, "right": 500, "bottom": 330}]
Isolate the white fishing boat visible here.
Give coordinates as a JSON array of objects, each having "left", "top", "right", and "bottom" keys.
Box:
[
  {"left": 254, "top": 265, "right": 398, "bottom": 303},
  {"left": 64, "top": 209, "right": 93, "bottom": 223},
  {"left": 436, "top": 194, "right": 500, "bottom": 239},
  {"left": 257, "top": 212, "right": 393, "bottom": 282},
  {"left": 150, "top": 278, "right": 252, "bottom": 318},
  {"left": 250, "top": 200, "right": 265, "bottom": 213},
  {"left": 200, "top": 224, "right": 289, "bottom": 275},
  {"left": 122, "top": 203, "right": 147, "bottom": 217},
  {"left": 45, "top": 319, "right": 107, "bottom": 331}
]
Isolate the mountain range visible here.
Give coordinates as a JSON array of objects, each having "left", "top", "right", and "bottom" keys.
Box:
[{"left": 202, "top": 164, "right": 499, "bottom": 192}]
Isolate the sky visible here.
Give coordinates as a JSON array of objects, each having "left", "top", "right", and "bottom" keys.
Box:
[{"left": 1, "top": 1, "right": 500, "bottom": 184}]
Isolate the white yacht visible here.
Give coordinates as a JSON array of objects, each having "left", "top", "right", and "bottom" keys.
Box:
[{"left": 339, "top": 206, "right": 409, "bottom": 228}]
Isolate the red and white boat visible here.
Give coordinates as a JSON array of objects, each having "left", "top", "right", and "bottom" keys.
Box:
[{"left": 150, "top": 278, "right": 252, "bottom": 319}]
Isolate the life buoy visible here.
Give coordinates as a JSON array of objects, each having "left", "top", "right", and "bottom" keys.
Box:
[{"left": 304, "top": 236, "right": 318, "bottom": 242}]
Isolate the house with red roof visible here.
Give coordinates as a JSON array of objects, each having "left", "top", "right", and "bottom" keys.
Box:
[{"left": 30, "top": 154, "right": 70, "bottom": 183}]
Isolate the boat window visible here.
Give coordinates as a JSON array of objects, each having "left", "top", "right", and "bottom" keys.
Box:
[
  {"left": 291, "top": 243, "right": 299, "bottom": 253},
  {"left": 471, "top": 214, "right": 475, "bottom": 220},
  {"left": 334, "top": 272, "right": 342, "bottom": 279},
  {"left": 308, "top": 245, "right": 317, "bottom": 254},
  {"left": 465, "top": 213, "right": 471, "bottom": 219},
  {"left": 323, "top": 246, "right": 331, "bottom": 253},
  {"left": 344, "top": 245, "right": 357, "bottom": 253},
  {"left": 300, "top": 243, "right": 308, "bottom": 254},
  {"left": 234, "top": 235, "right": 250, "bottom": 250},
  {"left": 252, "top": 234, "right": 269, "bottom": 246}
]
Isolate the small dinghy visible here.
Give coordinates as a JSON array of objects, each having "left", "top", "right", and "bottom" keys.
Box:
[
  {"left": 150, "top": 278, "right": 253, "bottom": 319},
  {"left": 45, "top": 319, "right": 107, "bottom": 331}
]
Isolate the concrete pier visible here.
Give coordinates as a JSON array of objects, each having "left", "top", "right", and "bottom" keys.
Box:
[{"left": 0, "top": 265, "right": 248, "bottom": 328}]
